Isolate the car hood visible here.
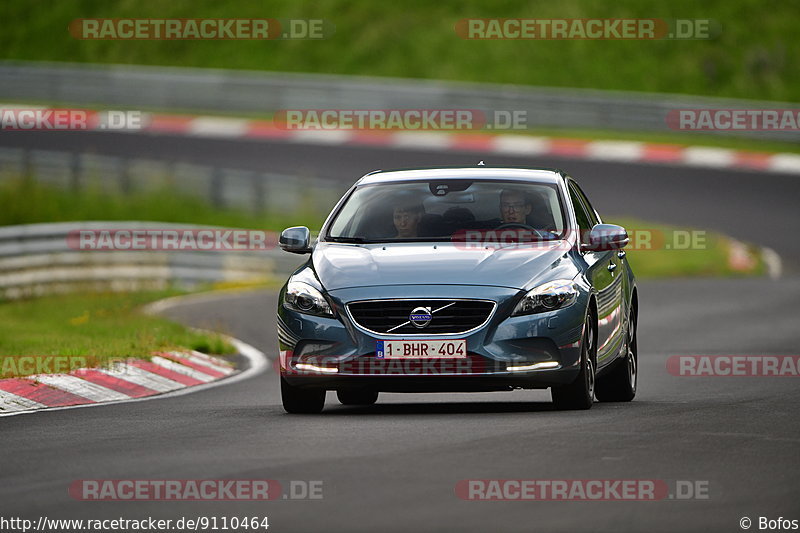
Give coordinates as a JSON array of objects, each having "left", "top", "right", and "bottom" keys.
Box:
[{"left": 313, "top": 241, "right": 570, "bottom": 291}]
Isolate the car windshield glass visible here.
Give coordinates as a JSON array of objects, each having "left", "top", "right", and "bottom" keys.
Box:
[{"left": 326, "top": 179, "right": 566, "bottom": 243}]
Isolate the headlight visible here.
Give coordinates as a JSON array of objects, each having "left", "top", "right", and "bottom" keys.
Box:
[
  {"left": 512, "top": 280, "right": 579, "bottom": 316},
  {"left": 284, "top": 280, "right": 334, "bottom": 317}
]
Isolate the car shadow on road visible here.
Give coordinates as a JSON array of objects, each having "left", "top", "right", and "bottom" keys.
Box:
[{"left": 321, "top": 401, "right": 560, "bottom": 415}]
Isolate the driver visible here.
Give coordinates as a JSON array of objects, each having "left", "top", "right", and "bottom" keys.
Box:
[{"left": 499, "top": 189, "right": 532, "bottom": 225}]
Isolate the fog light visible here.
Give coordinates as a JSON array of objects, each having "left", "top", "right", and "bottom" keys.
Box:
[
  {"left": 295, "top": 363, "right": 339, "bottom": 374},
  {"left": 507, "top": 361, "right": 560, "bottom": 372}
]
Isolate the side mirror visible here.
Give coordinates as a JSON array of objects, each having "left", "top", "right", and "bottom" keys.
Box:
[
  {"left": 582, "top": 224, "right": 629, "bottom": 252},
  {"left": 279, "top": 226, "right": 312, "bottom": 254}
]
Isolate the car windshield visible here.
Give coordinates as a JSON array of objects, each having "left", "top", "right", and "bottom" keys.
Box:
[{"left": 326, "top": 179, "right": 566, "bottom": 243}]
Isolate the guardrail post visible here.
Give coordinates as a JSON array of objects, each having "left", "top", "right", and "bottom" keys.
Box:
[
  {"left": 69, "top": 152, "right": 82, "bottom": 191},
  {"left": 252, "top": 172, "right": 265, "bottom": 215},
  {"left": 118, "top": 157, "right": 131, "bottom": 193},
  {"left": 21, "top": 149, "right": 32, "bottom": 178},
  {"left": 210, "top": 167, "right": 224, "bottom": 208}
]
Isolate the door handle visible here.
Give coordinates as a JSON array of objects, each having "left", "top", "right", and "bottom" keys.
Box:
[
  {"left": 617, "top": 250, "right": 626, "bottom": 259},
  {"left": 607, "top": 262, "right": 617, "bottom": 272}
]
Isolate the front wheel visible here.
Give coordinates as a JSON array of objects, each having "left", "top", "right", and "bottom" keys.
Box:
[
  {"left": 281, "top": 377, "right": 325, "bottom": 414},
  {"left": 551, "top": 315, "right": 595, "bottom": 410},
  {"left": 595, "top": 309, "right": 637, "bottom": 402}
]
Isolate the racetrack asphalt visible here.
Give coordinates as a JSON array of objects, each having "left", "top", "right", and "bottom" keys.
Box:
[{"left": 1, "top": 132, "right": 798, "bottom": 532}]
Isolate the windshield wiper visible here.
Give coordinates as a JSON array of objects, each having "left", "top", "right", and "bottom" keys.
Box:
[
  {"left": 325, "top": 236, "right": 370, "bottom": 244},
  {"left": 382, "top": 237, "right": 451, "bottom": 243},
  {"left": 327, "top": 236, "right": 452, "bottom": 244}
]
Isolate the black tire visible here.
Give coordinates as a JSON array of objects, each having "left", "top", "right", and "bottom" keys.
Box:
[
  {"left": 336, "top": 389, "right": 379, "bottom": 406},
  {"left": 551, "top": 315, "right": 595, "bottom": 410},
  {"left": 595, "top": 309, "right": 637, "bottom": 402},
  {"left": 281, "top": 376, "right": 325, "bottom": 414}
]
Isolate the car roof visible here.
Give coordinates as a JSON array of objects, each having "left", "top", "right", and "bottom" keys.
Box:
[{"left": 357, "top": 167, "right": 565, "bottom": 185}]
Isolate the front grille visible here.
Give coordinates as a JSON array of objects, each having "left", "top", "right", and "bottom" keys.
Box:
[{"left": 347, "top": 299, "right": 495, "bottom": 335}]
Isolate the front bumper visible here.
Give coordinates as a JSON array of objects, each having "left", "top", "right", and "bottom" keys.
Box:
[{"left": 278, "top": 284, "right": 587, "bottom": 392}]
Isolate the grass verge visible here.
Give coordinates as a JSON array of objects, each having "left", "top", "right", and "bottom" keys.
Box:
[
  {"left": 0, "top": 177, "right": 326, "bottom": 231},
  {"left": 0, "top": 0, "right": 797, "bottom": 101},
  {"left": 607, "top": 217, "right": 764, "bottom": 278},
  {"left": 0, "top": 289, "right": 236, "bottom": 379}
]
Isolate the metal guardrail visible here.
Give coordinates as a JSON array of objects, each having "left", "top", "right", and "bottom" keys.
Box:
[
  {"left": 0, "top": 146, "right": 347, "bottom": 216},
  {"left": 1, "top": 60, "right": 798, "bottom": 141},
  {"left": 0, "top": 143, "right": 335, "bottom": 300},
  {"left": 0, "top": 222, "right": 305, "bottom": 299}
]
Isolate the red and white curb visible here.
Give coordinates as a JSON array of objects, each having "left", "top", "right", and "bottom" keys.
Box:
[
  {"left": 727, "top": 238, "right": 781, "bottom": 279},
  {"left": 0, "top": 350, "right": 234, "bottom": 414},
  {"left": 2, "top": 104, "right": 800, "bottom": 175},
  {"left": 725, "top": 238, "right": 782, "bottom": 279},
  {"left": 143, "top": 115, "right": 800, "bottom": 175},
  {"left": 0, "top": 342, "right": 267, "bottom": 417}
]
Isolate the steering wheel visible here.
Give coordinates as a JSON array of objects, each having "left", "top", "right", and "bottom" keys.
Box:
[
  {"left": 494, "top": 223, "right": 556, "bottom": 241},
  {"left": 496, "top": 222, "right": 537, "bottom": 231}
]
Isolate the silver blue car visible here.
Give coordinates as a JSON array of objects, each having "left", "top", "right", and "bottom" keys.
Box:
[{"left": 277, "top": 167, "right": 638, "bottom": 413}]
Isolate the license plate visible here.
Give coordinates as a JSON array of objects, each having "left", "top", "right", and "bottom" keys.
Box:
[{"left": 376, "top": 339, "right": 467, "bottom": 359}]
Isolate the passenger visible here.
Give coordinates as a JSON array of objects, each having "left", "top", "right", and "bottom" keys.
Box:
[{"left": 392, "top": 202, "right": 425, "bottom": 238}]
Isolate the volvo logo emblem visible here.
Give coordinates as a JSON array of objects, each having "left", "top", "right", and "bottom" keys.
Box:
[{"left": 409, "top": 307, "right": 432, "bottom": 328}]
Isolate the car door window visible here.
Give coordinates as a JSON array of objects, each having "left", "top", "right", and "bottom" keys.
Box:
[
  {"left": 568, "top": 182, "right": 592, "bottom": 233},
  {"left": 572, "top": 182, "right": 600, "bottom": 226}
]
